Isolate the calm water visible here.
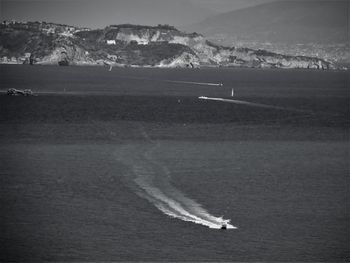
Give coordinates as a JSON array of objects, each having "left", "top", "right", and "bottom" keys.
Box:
[{"left": 0, "top": 65, "right": 349, "bottom": 261}]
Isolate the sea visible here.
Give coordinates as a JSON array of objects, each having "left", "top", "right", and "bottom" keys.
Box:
[{"left": 0, "top": 65, "right": 349, "bottom": 261}]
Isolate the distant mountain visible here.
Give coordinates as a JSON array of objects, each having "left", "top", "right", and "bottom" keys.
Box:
[
  {"left": 182, "top": 0, "right": 349, "bottom": 44},
  {"left": 0, "top": 21, "right": 336, "bottom": 69}
]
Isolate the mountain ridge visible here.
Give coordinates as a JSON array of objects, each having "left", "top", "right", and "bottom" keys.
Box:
[{"left": 182, "top": 0, "right": 349, "bottom": 44}]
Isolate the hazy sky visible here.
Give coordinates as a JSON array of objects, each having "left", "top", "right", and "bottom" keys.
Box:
[{"left": 1, "top": 0, "right": 278, "bottom": 28}]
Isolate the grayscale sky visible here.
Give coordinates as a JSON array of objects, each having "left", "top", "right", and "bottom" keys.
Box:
[{"left": 1, "top": 0, "right": 278, "bottom": 28}]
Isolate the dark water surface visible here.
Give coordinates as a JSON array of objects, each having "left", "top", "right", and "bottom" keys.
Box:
[{"left": 0, "top": 65, "right": 349, "bottom": 261}]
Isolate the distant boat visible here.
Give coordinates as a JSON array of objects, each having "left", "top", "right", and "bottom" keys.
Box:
[
  {"left": 7, "top": 88, "right": 34, "bottom": 96},
  {"left": 221, "top": 223, "right": 227, "bottom": 230}
]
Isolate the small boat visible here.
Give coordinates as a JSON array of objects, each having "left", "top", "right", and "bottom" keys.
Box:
[
  {"left": 7, "top": 88, "right": 33, "bottom": 96},
  {"left": 221, "top": 223, "right": 227, "bottom": 230}
]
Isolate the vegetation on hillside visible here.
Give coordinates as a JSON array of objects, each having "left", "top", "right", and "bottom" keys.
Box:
[{"left": 0, "top": 21, "right": 337, "bottom": 69}]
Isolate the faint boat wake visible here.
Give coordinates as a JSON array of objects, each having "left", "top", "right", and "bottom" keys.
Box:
[
  {"left": 162, "top": 79, "right": 224, "bottom": 87},
  {"left": 115, "top": 126, "right": 236, "bottom": 229},
  {"left": 198, "top": 96, "right": 313, "bottom": 113},
  {"left": 114, "top": 75, "right": 224, "bottom": 87}
]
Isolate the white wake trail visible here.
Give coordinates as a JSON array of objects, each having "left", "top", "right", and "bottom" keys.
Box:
[
  {"left": 114, "top": 76, "right": 224, "bottom": 87},
  {"left": 115, "top": 127, "right": 236, "bottom": 229},
  {"left": 132, "top": 157, "right": 235, "bottom": 229},
  {"left": 163, "top": 80, "right": 224, "bottom": 87},
  {"left": 198, "top": 96, "right": 313, "bottom": 113}
]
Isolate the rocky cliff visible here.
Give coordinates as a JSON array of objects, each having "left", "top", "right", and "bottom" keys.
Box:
[{"left": 0, "top": 21, "right": 335, "bottom": 69}]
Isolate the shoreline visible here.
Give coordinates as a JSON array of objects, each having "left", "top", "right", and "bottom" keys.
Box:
[{"left": 0, "top": 62, "right": 348, "bottom": 71}]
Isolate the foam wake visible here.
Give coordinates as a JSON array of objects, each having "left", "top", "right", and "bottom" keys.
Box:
[
  {"left": 115, "top": 128, "right": 236, "bottom": 229},
  {"left": 198, "top": 96, "right": 313, "bottom": 113}
]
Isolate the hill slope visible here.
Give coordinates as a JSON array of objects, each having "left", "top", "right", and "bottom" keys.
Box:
[{"left": 0, "top": 21, "right": 335, "bottom": 69}]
